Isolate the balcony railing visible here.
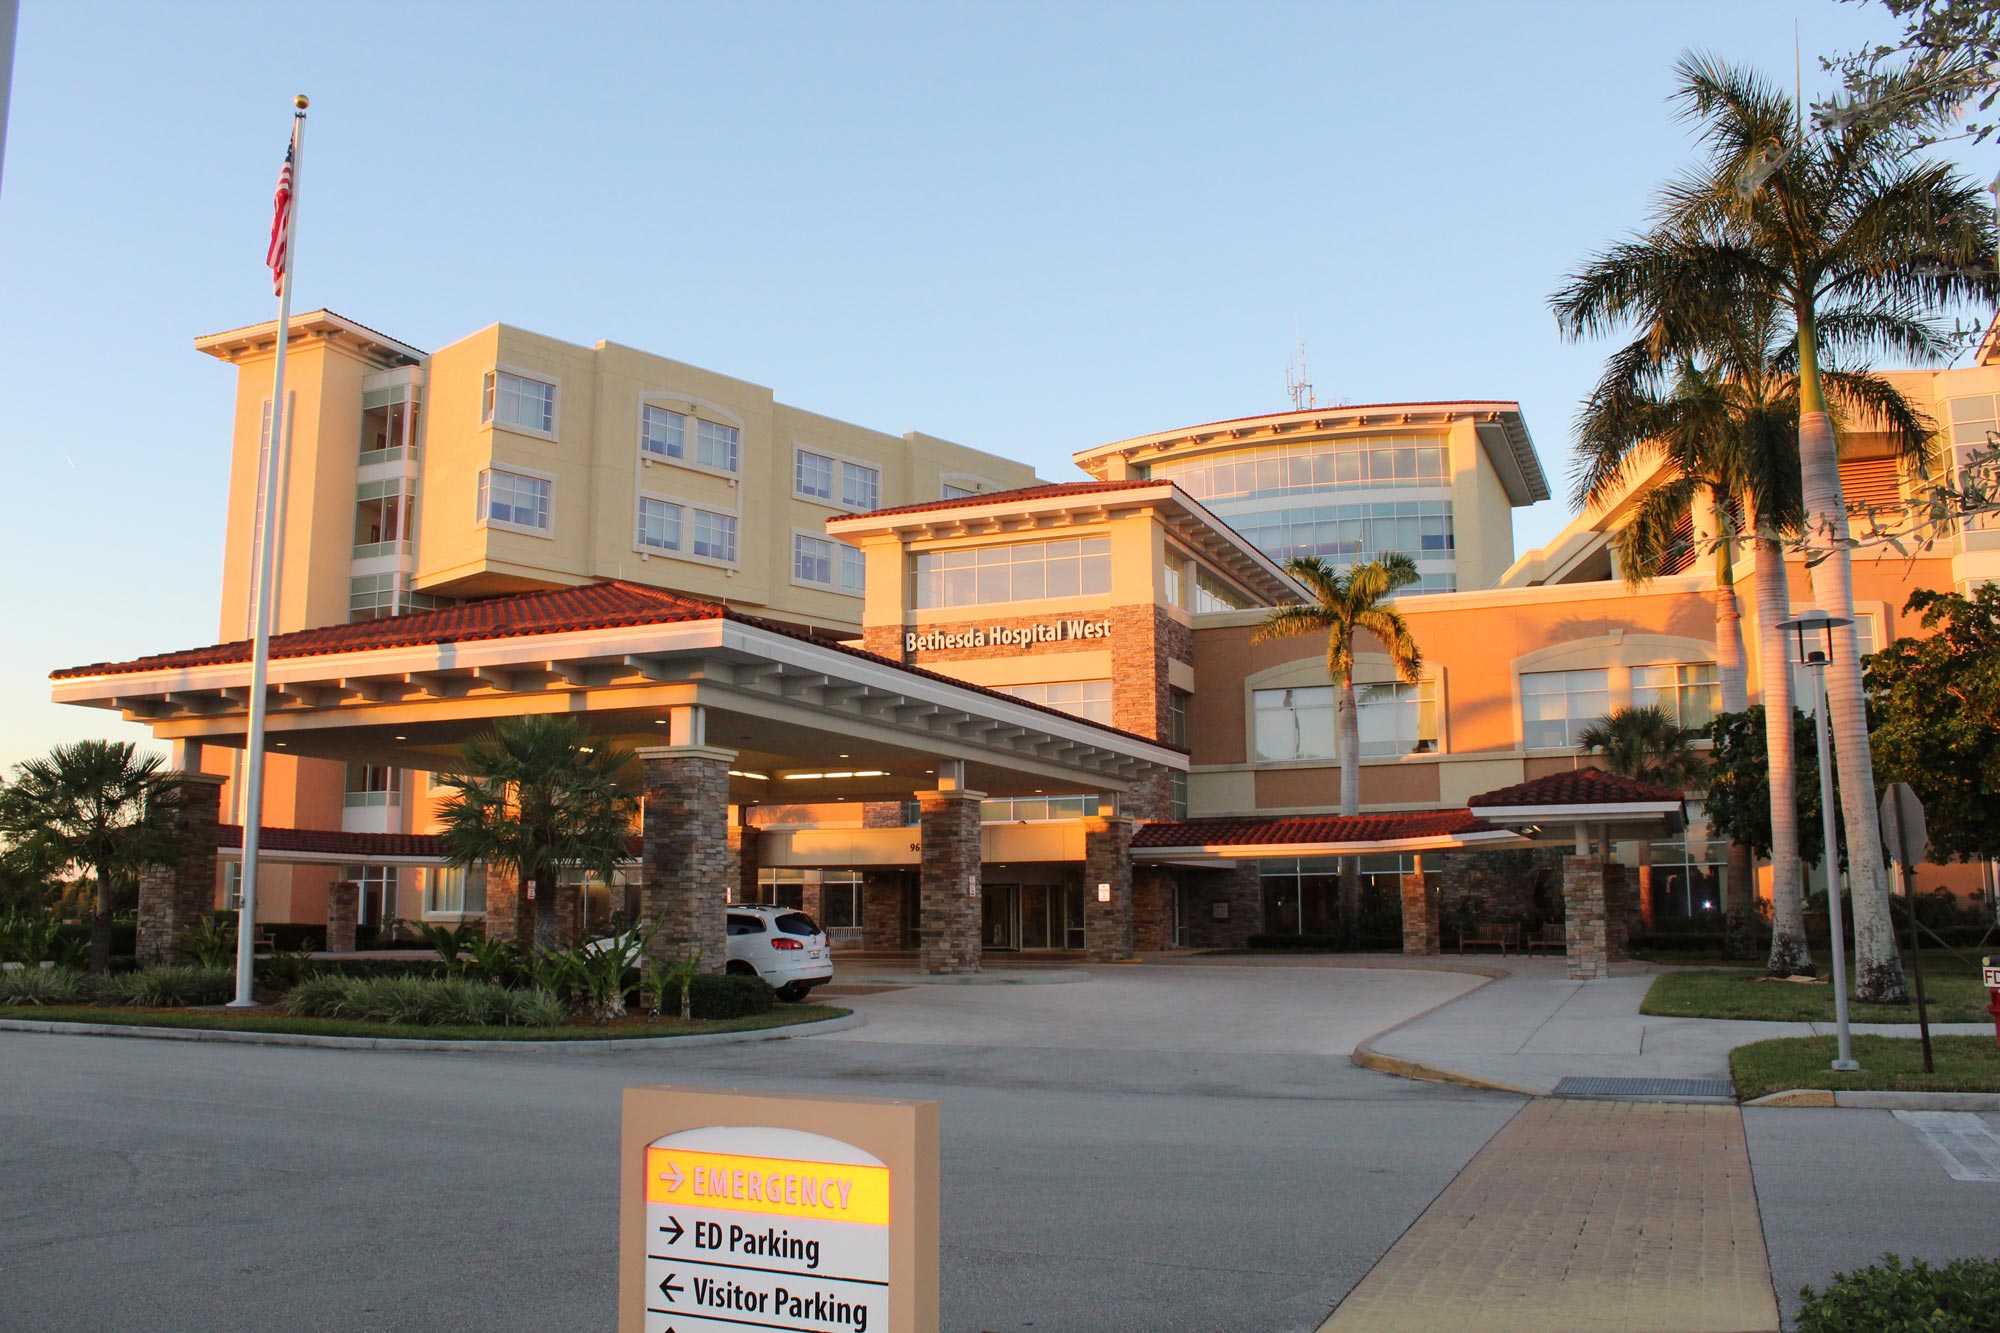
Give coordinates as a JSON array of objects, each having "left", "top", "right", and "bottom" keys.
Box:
[{"left": 352, "top": 540, "right": 413, "bottom": 561}]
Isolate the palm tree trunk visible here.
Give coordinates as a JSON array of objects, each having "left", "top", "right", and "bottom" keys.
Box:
[
  {"left": 90, "top": 863, "right": 113, "bottom": 974},
  {"left": 1754, "top": 524, "right": 1812, "bottom": 977},
  {"left": 534, "top": 883, "right": 560, "bottom": 951},
  {"left": 1795, "top": 385, "right": 1905, "bottom": 1001},
  {"left": 1338, "top": 673, "right": 1361, "bottom": 937}
]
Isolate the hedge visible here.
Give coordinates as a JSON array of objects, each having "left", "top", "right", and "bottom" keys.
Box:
[
  {"left": 686, "top": 974, "right": 775, "bottom": 1019},
  {"left": 1796, "top": 1253, "right": 2000, "bottom": 1331}
]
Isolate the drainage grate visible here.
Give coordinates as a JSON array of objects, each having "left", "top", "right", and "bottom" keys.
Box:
[{"left": 1553, "top": 1076, "right": 1733, "bottom": 1100}]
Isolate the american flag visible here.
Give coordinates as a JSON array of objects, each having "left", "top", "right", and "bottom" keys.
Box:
[{"left": 265, "top": 141, "right": 294, "bottom": 295}]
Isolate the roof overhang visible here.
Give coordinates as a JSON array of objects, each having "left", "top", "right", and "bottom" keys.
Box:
[
  {"left": 1134, "top": 826, "right": 1527, "bottom": 863},
  {"left": 827, "top": 481, "right": 1307, "bottom": 605},
  {"left": 194, "top": 309, "right": 425, "bottom": 367},
  {"left": 1467, "top": 800, "right": 1686, "bottom": 839}
]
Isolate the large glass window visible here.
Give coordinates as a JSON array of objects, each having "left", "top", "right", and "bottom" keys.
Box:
[
  {"left": 349, "top": 574, "right": 452, "bottom": 621},
  {"left": 1253, "top": 686, "right": 1337, "bottom": 761},
  {"left": 1227, "top": 500, "right": 1454, "bottom": 568},
  {"left": 343, "top": 763, "right": 401, "bottom": 808},
  {"left": 360, "top": 385, "right": 419, "bottom": 463},
  {"left": 1356, "top": 680, "right": 1438, "bottom": 756},
  {"left": 841, "top": 461, "right": 881, "bottom": 511},
  {"left": 641, "top": 405, "right": 686, "bottom": 459},
  {"left": 913, "top": 536, "right": 1111, "bottom": 608},
  {"left": 342, "top": 865, "right": 400, "bottom": 927},
  {"left": 1632, "top": 663, "right": 1719, "bottom": 731},
  {"left": 691, "top": 509, "right": 737, "bottom": 562},
  {"left": 426, "top": 865, "right": 487, "bottom": 915},
  {"left": 1000, "top": 679, "right": 1113, "bottom": 725},
  {"left": 1193, "top": 567, "right": 1255, "bottom": 612},
  {"left": 1521, "top": 669, "right": 1609, "bottom": 749},
  {"left": 794, "top": 534, "right": 864, "bottom": 592},
  {"left": 478, "top": 468, "right": 551, "bottom": 531},
  {"left": 483, "top": 371, "right": 555, "bottom": 433},
  {"left": 1168, "top": 689, "right": 1189, "bottom": 747},
  {"left": 796, "top": 449, "right": 835, "bottom": 499},
  {"left": 1152, "top": 435, "right": 1450, "bottom": 501},
  {"left": 353, "top": 480, "right": 410, "bottom": 556},
  {"left": 637, "top": 497, "right": 682, "bottom": 552},
  {"left": 981, "top": 794, "right": 1095, "bottom": 822},
  {"left": 695, "top": 419, "right": 739, "bottom": 472}
]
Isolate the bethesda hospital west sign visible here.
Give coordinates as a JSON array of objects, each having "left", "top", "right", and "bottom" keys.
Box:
[{"left": 904, "top": 617, "right": 1112, "bottom": 654}]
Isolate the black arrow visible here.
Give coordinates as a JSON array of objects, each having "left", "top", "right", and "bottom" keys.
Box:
[
  {"left": 658, "top": 1274, "right": 684, "bottom": 1303},
  {"left": 658, "top": 1216, "right": 684, "bottom": 1244}
]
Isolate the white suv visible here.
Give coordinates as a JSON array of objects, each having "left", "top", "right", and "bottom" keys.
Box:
[{"left": 725, "top": 904, "right": 833, "bottom": 1002}]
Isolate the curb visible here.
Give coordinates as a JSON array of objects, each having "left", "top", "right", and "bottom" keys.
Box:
[
  {"left": 1745, "top": 1086, "right": 2000, "bottom": 1111},
  {"left": 838, "top": 970, "right": 1087, "bottom": 986},
  {"left": 0, "top": 1010, "right": 866, "bottom": 1053},
  {"left": 1346, "top": 966, "right": 1541, "bottom": 1097}
]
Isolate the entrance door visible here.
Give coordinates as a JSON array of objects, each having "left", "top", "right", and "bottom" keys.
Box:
[{"left": 982, "top": 883, "right": 1018, "bottom": 950}]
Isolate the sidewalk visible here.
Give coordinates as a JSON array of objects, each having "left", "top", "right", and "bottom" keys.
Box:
[{"left": 1345, "top": 955, "right": 1990, "bottom": 1096}]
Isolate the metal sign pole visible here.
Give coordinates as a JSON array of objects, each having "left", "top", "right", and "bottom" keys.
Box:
[{"left": 1813, "top": 665, "right": 1859, "bottom": 1071}]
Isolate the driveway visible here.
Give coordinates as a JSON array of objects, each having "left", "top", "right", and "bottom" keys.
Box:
[{"left": 0, "top": 960, "right": 1518, "bottom": 1333}]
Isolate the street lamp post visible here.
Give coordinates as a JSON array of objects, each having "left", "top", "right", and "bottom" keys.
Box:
[{"left": 1779, "top": 609, "right": 1860, "bottom": 1072}]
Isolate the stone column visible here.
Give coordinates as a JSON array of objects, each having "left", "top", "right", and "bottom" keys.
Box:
[
  {"left": 553, "top": 882, "right": 583, "bottom": 942},
  {"left": 1131, "top": 867, "right": 1175, "bottom": 951},
  {"left": 1082, "top": 815, "right": 1135, "bottom": 961},
  {"left": 860, "top": 872, "right": 906, "bottom": 952},
  {"left": 1636, "top": 852, "right": 1656, "bottom": 932},
  {"left": 136, "top": 773, "right": 225, "bottom": 965},
  {"left": 730, "top": 813, "right": 762, "bottom": 906},
  {"left": 640, "top": 745, "right": 736, "bottom": 973},
  {"left": 1561, "top": 855, "right": 1610, "bottom": 980},
  {"left": 917, "top": 788, "right": 982, "bottom": 975},
  {"left": 483, "top": 862, "right": 526, "bottom": 946},
  {"left": 1401, "top": 859, "right": 1439, "bottom": 956},
  {"left": 1603, "top": 862, "right": 1631, "bottom": 962},
  {"left": 325, "top": 880, "right": 359, "bottom": 954}
]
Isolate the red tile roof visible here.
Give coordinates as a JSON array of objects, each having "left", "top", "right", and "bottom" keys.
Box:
[
  {"left": 218, "top": 825, "right": 447, "bottom": 859},
  {"left": 1132, "top": 809, "right": 1498, "bottom": 849},
  {"left": 837, "top": 479, "right": 1170, "bottom": 522},
  {"left": 53, "top": 580, "right": 1182, "bottom": 752},
  {"left": 1467, "top": 769, "right": 1685, "bottom": 808}
]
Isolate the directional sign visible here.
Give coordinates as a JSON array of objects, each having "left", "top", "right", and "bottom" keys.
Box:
[
  {"left": 620, "top": 1087, "right": 939, "bottom": 1333},
  {"left": 1879, "top": 782, "right": 1928, "bottom": 868}
]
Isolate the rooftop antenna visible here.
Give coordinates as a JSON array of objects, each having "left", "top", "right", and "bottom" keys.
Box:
[{"left": 1286, "top": 337, "right": 1315, "bottom": 411}]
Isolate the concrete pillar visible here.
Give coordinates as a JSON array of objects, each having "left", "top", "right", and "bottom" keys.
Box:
[
  {"left": 1636, "top": 851, "right": 1656, "bottom": 932},
  {"left": 326, "top": 880, "right": 359, "bottom": 954},
  {"left": 1401, "top": 858, "right": 1439, "bottom": 956},
  {"left": 640, "top": 745, "right": 736, "bottom": 973},
  {"left": 1131, "top": 867, "right": 1176, "bottom": 951},
  {"left": 1604, "top": 862, "right": 1631, "bottom": 962},
  {"left": 917, "top": 788, "right": 983, "bottom": 975},
  {"left": 483, "top": 862, "right": 526, "bottom": 946},
  {"left": 1082, "top": 815, "right": 1135, "bottom": 961},
  {"left": 1562, "top": 854, "right": 1611, "bottom": 980},
  {"left": 135, "top": 773, "right": 225, "bottom": 965}
]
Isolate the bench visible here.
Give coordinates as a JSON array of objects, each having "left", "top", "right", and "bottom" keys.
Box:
[
  {"left": 1524, "top": 923, "right": 1566, "bottom": 956},
  {"left": 1458, "top": 921, "right": 1521, "bottom": 956}
]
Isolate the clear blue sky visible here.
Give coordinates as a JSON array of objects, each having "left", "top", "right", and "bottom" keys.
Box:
[{"left": 0, "top": 0, "right": 1973, "bottom": 772}]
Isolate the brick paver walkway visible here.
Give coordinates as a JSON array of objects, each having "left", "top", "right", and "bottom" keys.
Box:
[{"left": 1323, "top": 1099, "right": 1781, "bottom": 1332}]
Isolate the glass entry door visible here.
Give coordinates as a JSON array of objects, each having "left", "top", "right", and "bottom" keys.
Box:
[{"left": 982, "top": 884, "right": 1018, "bottom": 950}]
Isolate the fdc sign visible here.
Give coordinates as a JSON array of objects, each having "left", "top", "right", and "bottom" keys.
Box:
[{"left": 620, "top": 1086, "right": 940, "bottom": 1333}]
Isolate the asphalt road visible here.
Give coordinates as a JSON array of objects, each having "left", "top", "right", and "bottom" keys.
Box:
[{"left": 0, "top": 965, "right": 1523, "bottom": 1333}]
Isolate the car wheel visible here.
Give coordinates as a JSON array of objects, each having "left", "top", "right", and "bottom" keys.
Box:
[{"left": 775, "top": 982, "right": 808, "bottom": 1003}]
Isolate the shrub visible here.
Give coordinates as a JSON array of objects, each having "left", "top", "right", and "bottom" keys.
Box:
[
  {"left": 281, "top": 974, "right": 354, "bottom": 1019},
  {"left": 0, "top": 912, "right": 64, "bottom": 965},
  {"left": 0, "top": 965, "right": 92, "bottom": 1006},
  {"left": 55, "top": 921, "right": 135, "bottom": 960},
  {"left": 280, "top": 975, "right": 566, "bottom": 1028},
  {"left": 1796, "top": 1253, "right": 2000, "bottom": 1331},
  {"left": 505, "top": 987, "right": 568, "bottom": 1027},
  {"left": 95, "top": 966, "right": 234, "bottom": 1008},
  {"left": 688, "top": 973, "right": 774, "bottom": 1019},
  {"left": 255, "top": 944, "right": 321, "bottom": 993},
  {"left": 177, "top": 916, "right": 238, "bottom": 968}
]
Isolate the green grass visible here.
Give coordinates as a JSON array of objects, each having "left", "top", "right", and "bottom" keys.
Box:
[
  {"left": 1731, "top": 1034, "right": 2000, "bottom": 1099},
  {"left": 1641, "top": 955, "right": 1994, "bottom": 1024},
  {"left": 0, "top": 1004, "right": 851, "bottom": 1042}
]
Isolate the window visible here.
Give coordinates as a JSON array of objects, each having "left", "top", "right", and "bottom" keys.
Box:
[
  {"left": 695, "top": 419, "right": 739, "bottom": 472},
  {"left": 942, "top": 482, "right": 980, "bottom": 500},
  {"left": 1163, "top": 552, "right": 1188, "bottom": 608},
  {"left": 349, "top": 574, "right": 452, "bottom": 622},
  {"left": 1356, "top": 680, "right": 1438, "bottom": 756},
  {"left": 641, "top": 405, "right": 686, "bottom": 459},
  {"left": 343, "top": 763, "right": 401, "bottom": 808},
  {"left": 637, "top": 497, "right": 682, "bottom": 552},
  {"left": 1632, "top": 663, "right": 1719, "bottom": 731},
  {"left": 1150, "top": 434, "right": 1452, "bottom": 502},
  {"left": 352, "top": 480, "right": 410, "bottom": 557},
  {"left": 479, "top": 468, "right": 551, "bottom": 532},
  {"left": 913, "top": 536, "right": 1112, "bottom": 608},
  {"left": 819, "top": 872, "right": 862, "bottom": 930},
  {"left": 841, "top": 461, "right": 880, "bottom": 511},
  {"left": 1521, "top": 669, "right": 1610, "bottom": 749},
  {"left": 342, "top": 865, "right": 399, "bottom": 927},
  {"left": 1253, "top": 686, "right": 1337, "bottom": 761},
  {"left": 981, "top": 794, "right": 1096, "bottom": 822},
  {"left": 360, "top": 385, "right": 419, "bottom": 463},
  {"left": 1193, "top": 567, "right": 1254, "bottom": 613},
  {"left": 224, "top": 862, "right": 243, "bottom": 912},
  {"left": 483, "top": 371, "right": 555, "bottom": 434},
  {"left": 1170, "top": 770, "right": 1189, "bottom": 821},
  {"left": 794, "top": 534, "right": 865, "bottom": 593},
  {"left": 796, "top": 449, "right": 835, "bottom": 500},
  {"left": 691, "top": 509, "right": 737, "bottom": 562},
  {"left": 1168, "top": 689, "right": 1189, "bottom": 747},
  {"left": 1000, "top": 680, "right": 1113, "bottom": 725},
  {"left": 426, "top": 865, "right": 486, "bottom": 915}
]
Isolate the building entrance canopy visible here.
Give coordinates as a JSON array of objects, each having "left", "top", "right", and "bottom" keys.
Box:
[{"left": 53, "top": 581, "right": 1184, "bottom": 803}]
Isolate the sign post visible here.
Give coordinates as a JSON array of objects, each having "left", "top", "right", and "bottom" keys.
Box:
[
  {"left": 1984, "top": 956, "right": 2000, "bottom": 1053},
  {"left": 620, "top": 1086, "right": 939, "bottom": 1333},
  {"left": 1879, "top": 783, "right": 1934, "bottom": 1073}
]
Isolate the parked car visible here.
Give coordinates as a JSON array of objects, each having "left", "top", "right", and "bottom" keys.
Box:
[{"left": 592, "top": 904, "right": 834, "bottom": 1003}]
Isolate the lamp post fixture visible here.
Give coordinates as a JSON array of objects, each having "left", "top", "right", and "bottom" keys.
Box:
[{"left": 1778, "top": 609, "right": 1860, "bottom": 1072}]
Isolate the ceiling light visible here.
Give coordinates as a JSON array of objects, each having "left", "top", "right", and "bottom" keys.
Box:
[
  {"left": 394, "top": 735, "right": 407, "bottom": 741},
  {"left": 727, "top": 770, "right": 770, "bottom": 781},
  {"left": 838, "top": 753, "right": 850, "bottom": 759},
  {"left": 654, "top": 719, "right": 666, "bottom": 725}
]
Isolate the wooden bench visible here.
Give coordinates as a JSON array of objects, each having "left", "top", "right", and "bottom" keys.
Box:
[
  {"left": 1458, "top": 921, "right": 1521, "bottom": 956},
  {"left": 1524, "top": 923, "right": 1566, "bottom": 956}
]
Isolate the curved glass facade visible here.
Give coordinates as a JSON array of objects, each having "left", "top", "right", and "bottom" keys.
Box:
[{"left": 1148, "top": 434, "right": 1457, "bottom": 592}]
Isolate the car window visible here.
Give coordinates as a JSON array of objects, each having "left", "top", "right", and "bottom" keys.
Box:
[
  {"left": 775, "top": 913, "right": 820, "bottom": 937},
  {"left": 727, "top": 913, "right": 766, "bottom": 936}
]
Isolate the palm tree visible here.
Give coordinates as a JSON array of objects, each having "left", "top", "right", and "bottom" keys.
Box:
[
  {"left": 1577, "top": 706, "right": 1710, "bottom": 788},
  {"left": 1566, "top": 294, "right": 1931, "bottom": 974},
  {"left": 0, "top": 741, "right": 186, "bottom": 973},
  {"left": 1253, "top": 553, "right": 1422, "bottom": 934},
  {"left": 434, "top": 716, "right": 637, "bottom": 950},
  {"left": 1549, "top": 52, "right": 1994, "bottom": 1000}
]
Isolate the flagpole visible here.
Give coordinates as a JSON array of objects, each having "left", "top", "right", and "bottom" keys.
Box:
[{"left": 231, "top": 94, "right": 308, "bottom": 1007}]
